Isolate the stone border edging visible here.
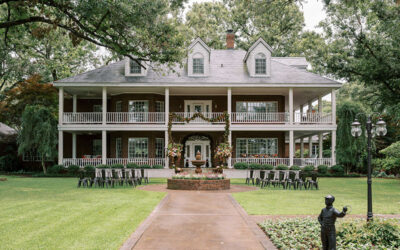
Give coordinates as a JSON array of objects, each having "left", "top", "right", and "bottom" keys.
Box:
[
  {"left": 120, "top": 194, "right": 170, "bottom": 250},
  {"left": 227, "top": 194, "right": 277, "bottom": 250}
]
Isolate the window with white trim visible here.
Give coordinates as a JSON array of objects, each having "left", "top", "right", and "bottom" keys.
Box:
[
  {"left": 155, "top": 101, "right": 165, "bottom": 112},
  {"left": 128, "top": 101, "right": 149, "bottom": 112},
  {"left": 116, "top": 137, "right": 122, "bottom": 158},
  {"left": 115, "top": 101, "right": 122, "bottom": 112},
  {"left": 93, "top": 139, "right": 102, "bottom": 156},
  {"left": 236, "top": 138, "right": 278, "bottom": 157},
  {"left": 255, "top": 53, "right": 266, "bottom": 75},
  {"left": 155, "top": 138, "right": 165, "bottom": 158},
  {"left": 130, "top": 60, "right": 141, "bottom": 74},
  {"left": 236, "top": 101, "right": 278, "bottom": 113},
  {"left": 312, "top": 145, "right": 319, "bottom": 156},
  {"left": 192, "top": 53, "right": 204, "bottom": 74},
  {"left": 128, "top": 138, "right": 148, "bottom": 158}
]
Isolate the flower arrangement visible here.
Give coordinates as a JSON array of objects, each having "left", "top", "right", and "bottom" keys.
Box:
[
  {"left": 167, "top": 143, "right": 183, "bottom": 158},
  {"left": 214, "top": 143, "right": 232, "bottom": 159},
  {"left": 172, "top": 172, "right": 227, "bottom": 180}
]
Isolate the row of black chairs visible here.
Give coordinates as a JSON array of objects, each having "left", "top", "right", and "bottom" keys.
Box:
[
  {"left": 78, "top": 168, "right": 149, "bottom": 188},
  {"left": 246, "top": 170, "right": 318, "bottom": 190}
]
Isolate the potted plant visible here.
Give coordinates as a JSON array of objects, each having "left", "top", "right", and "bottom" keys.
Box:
[
  {"left": 167, "top": 143, "right": 183, "bottom": 170},
  {"left": 214, "top": 143, "right": 232, "bottom": 167}
]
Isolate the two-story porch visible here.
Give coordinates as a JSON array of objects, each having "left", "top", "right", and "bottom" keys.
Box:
[{"left": 57, "top": 86, "right": 337, "bottom": 168}]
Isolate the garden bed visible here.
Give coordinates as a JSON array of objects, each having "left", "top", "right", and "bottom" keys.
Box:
[{"left": 167, "top": 179, "right": 230, "bottom": 190}]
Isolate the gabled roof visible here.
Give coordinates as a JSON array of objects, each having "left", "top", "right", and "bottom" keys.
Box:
[
  {"left": 56, "top": 49, "right": 340, "bottom": 86},
  {"left": 187, "top": 37, "right": 211, "bottom": 53},
  {"left": 244, "top": 37, "right": 274, "bottom": 62},
  {"left": 273, "top": 57, "right": 308, "bottom": 69}
]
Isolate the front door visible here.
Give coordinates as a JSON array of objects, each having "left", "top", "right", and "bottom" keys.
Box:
[{"left": 185, "top": 140, "right": 211, "bottom": 167}]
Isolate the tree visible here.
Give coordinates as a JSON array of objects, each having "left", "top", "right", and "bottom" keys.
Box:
[
  {"left": 336, "top": 101, "right": 368, "bottom": 173},
  {"left": 185, "top": 0, "right": 321, "bottom": 56},
  {"left": 18, "top": 105, "right": 58, "bottom": 174},
  {"left": 312, "top": 0, "right": 400, "bottom": 121},
  {"left": 0, "top": 0, "right": 187, "bottom": 71},
  {"left": 0, "top": 75, "right": 57, "bottom": 130}
]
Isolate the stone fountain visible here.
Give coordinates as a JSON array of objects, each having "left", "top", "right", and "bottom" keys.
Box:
[{"left": 192, "top": 151, "right": 206, "bottom": 174}]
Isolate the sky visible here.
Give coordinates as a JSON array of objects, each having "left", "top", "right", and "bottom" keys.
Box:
[{"left": 186, "top": 0, "right": 327, "bottom": 32}]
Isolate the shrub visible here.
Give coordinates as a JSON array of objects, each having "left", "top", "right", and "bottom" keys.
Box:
[
  {"left": 290, "top": 165, "right": 301, "bottom": 170},
  {"left": 276, "top": 164, "right": 288, "bottom": 170},
  {"left": 152, "top": 164, "right": 164, "bottom": 169},
  {"left": 139, "top": 164, "right": 151, "bottom": 169},
  {"left": 249, "top": 163, "right": 261, "bottom": 169},
  {"left": 234, "top": 162, "right": 248, "bottom": 169},
  {"left": 317, "top": 165, "right": 328, "bottom": 174},
  {"left": 84, "top": 165, "right": 95, "bottom": 172},
  {"left": 126, "top": 163, "right": 139, "bottom": 169},
  {"left": 47, "top": 165, "right": 64, "bottom": 174},
  {"left": 303, "top": 165, "right": 315, "bottom": 172},
  {"left": 67, "top": 165, "right": 80, "bottom": 175},
  {"left": 95, "top": 164, "right": 109, "bottom": 168},
  {"left": 111, "top": 164, "right": 124, "bottom": 169},
  {"left": 261, "top": 164, "right": 274, "bottom": 170},
  {"left": 331, "top": 164, "right": 344, "bottom": 175}
]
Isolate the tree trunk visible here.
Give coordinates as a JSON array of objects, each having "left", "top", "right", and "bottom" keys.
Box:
[{"left": 41, "top": 157, "right": 47, "bottom": 174}]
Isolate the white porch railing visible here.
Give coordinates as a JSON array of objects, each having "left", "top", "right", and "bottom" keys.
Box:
[
  {"left": 293, "top": 158, "right": 333, "bottom": 166},
  {"left": 63, "top": 158, "right": 102, "bottom": 167},
  {"left": 232, "top": 158, "right": 290, "bottom": 166},
  {"left": 172, "top": 112, "right": 225, "bottom": 124},
  {"left": 231, "top": 112, "right": 288, "bottom": 123},
  {"left": 106, "top": 158, "right": 166, "bottom": 167},
  {"left": 294, "top": 112, "right": 332, "bottom": 124},
  {"left": 63, "top": 112, "right": 102, "bottom": 124},
  {"left": 107, "top": 112, "right": 165, "bottom": 123}
]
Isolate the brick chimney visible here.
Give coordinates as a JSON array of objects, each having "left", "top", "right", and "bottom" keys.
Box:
[{"left": 226, "top": 29, "right": 235, "bottom": 49}]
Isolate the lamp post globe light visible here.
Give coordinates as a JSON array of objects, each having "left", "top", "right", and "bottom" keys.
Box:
[{"left": 351, "top": 115, "right": 387, "bottom": 221}]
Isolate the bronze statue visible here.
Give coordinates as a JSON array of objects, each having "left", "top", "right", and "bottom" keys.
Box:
[{"left": 318, "top": 195, "right": 347, "bottom": 250}]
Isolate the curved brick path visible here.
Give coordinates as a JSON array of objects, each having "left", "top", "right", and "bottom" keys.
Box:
[{"left": 121, "top": 184, "right": 275, "bottom": 250}]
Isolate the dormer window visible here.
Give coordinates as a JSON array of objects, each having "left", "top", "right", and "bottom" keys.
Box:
[
  {"left": 192, "top": 53, "right": 204, "bottom": 74},
  {"left": 255, "top": 53, "right": 267, "bottom": 75},
  {"left": 130, "top": 60, "right": 141, "bottom": 74}
]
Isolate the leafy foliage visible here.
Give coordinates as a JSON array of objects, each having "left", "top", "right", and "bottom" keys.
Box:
[
  {"left": 233, "top": 162, "right": 248, "bottom": 169},
  {"left": 276, "top": 164, "right": 288, "bottom": 170},
  {"left": 18, "top": 105, "right": 58, "bottom": 174}
]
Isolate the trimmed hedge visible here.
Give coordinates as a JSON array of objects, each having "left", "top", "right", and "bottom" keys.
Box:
[
  {"left": 276, "top": 164, "right": 289, "bottom": 170},
  {"left": 47, "top": 165, "right": 65, "bottom": 174},
  {"left": 95, "top": 164, "right": 110, "bottom": 168},
  {"left": 234, "top": 162, "right": 248, "bottom": 169},
  {"left": 261, "top": 164, "right": 274, "bottom": 170},
  {"left": 331, "top": 165, "right": 344, "bottom": 175},
  {"left": 303, "top": 165, "right": 315, "bottom": 172},
  {"left": 249, "top": 163, "right": 261, "bottom": 169},
  {"left": 126, "top": 163, "right": 139, "bottom": 169},
  {"left": 317, "top": 165, "right": 328, "bottom": 174},
  {"left": 67, "top": 165, "right": 80, "bottom": 175},
  {"left": 152, "top": 164, "right": 164, "bottom": 169},
  {"left": 84, "top": 165, "right": 95, "bottom": 172},
  {"left": 290, "top": 165, "right": 301, "bottom": 170},
  {"left": 139, "top": 164, "right": 151, "bottom": 169},
  {"left": 111, "top": 164, "right": 124, "bottom": 169}
]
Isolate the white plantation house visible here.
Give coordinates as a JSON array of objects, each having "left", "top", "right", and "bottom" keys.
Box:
[{"left": 54, "top": 31, "right": 340, "bottom": 169}]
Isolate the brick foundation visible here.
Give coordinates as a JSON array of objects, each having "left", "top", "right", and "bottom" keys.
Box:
[{"left": 167, "top": 179, "right": 230, "bottom": 190}]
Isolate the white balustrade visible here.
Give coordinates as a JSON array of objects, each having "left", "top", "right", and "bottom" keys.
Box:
[
  {"left": 294, "top": 112, "right": 332, "bottom": 124},
  {"left": 172, "top": 112, "right": 225, "bottom": 124},
  {"left": 107, "top": 112, "right": 165, "bottom": 123},
  {"left": 106, "top": 158, "right": 166, "bottom": 167},
  {"left": 63, "top": 112, "right": 102, "bottom": 124},
  {"left": 231, "top": 158, "right": 290, "bottom": 166},
  {"left": 231, "top": 112, "right": 288, "bottom": 123},
  {"left": 293, "top": 158, "right": 333, "bottom": 166},
  {"left": 63, "top": 158, "right": 102, "bottom": 167}
]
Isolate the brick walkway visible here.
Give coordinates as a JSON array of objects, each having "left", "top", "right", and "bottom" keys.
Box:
[{"left": 121, "top": 184, "right": 275, "bottom": 250}]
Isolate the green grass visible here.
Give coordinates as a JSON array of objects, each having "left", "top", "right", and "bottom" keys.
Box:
[
  {"left": 232, "top": 178, "right": 400, "bottom": 215},
  {"left": 0, "top": 176, "right": 165, "bottom": 250}
]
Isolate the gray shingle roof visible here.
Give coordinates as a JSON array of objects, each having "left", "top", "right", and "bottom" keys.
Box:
[{"left": 57, "top": 50, "right": 338, "bottom": 85}]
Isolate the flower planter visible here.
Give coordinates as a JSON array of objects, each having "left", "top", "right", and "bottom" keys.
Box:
[{"left": 167, "top": 178, "right": 230, "bottom": 190}]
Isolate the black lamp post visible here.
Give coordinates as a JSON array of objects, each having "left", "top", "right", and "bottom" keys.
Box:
[{"left": 351, "top": 115, "right": 387, "bottom": 221}]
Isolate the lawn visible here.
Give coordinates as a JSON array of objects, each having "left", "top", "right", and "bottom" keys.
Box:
[
  {"left": 232, "top": 177, "right": 400, "bottom": 215},
  {"left": 0, "top": 176, "right": 165, "bottom": 250}
]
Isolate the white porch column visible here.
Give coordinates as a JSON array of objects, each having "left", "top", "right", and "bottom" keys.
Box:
[
  {"left": 165, "top": 88, "right": 169, "bottom": 126},
  {"left": 227, "top": 87, "right": 232, "bottom": 168},
  {"left": 289, "top": 88, "right": 293, "bottom": 124},
  {"left": 58, "top": 87, "right": 64, "bottom": 125},
  {"left": 318, "top": 96, "right": 323, "bottom": 114},
  {"left": 72, "top": 133, "right": 77, "bottom": 159},
  {"left": 102, "top": 130, "right": 107, "bottom": 165},
  {"left": 331, "top": 130, "right": 336, "bottom": 165},
  {"left": 58, "top": 131, "right": 63, "bottom": 165},
  {"left": 164, "top": 130, "right": 169, "bottom": 169},
  {"left": 308, "top": 136, "right": 313, "bottom": 157},
  {"left": 289, "top": 130, "right": 294, "bottom": 166},
  {"left": 319, "top": 132, "right": 323, "bottom": 159},
  {"left": 102, "top": 87, "right": 107, "bottom": 125},
  {"left": 331, "top": 89, "right": 336, "bottom": 125},
  {"left": 73, "top": 94, "right": 77, "bottom": 113},
  {"left": 300, "top": 138, "right": 304, "bottom": 158}
]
